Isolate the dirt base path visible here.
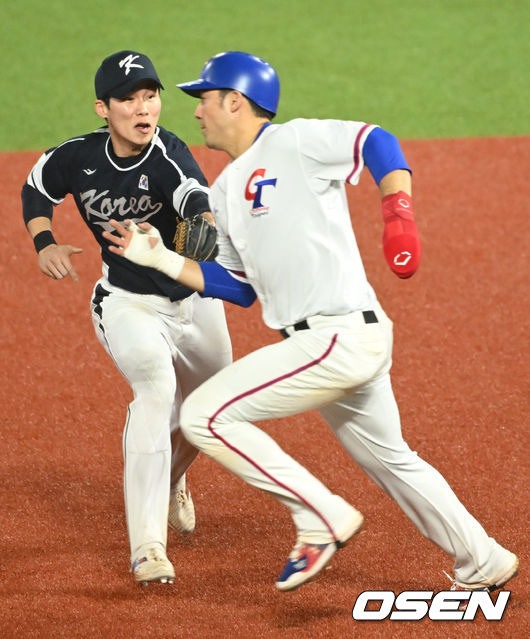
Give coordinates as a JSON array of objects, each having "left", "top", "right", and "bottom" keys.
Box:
[{"left": 1, "top": 137, "right": 528, "bottom": 638}]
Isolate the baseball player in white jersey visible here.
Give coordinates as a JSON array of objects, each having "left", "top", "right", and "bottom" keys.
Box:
[
  {"left": 103, "top": 51, "right": 519, "bottom": 593},
  {"left": 21, "top": 51, "right": 233, "bottom": 585}
]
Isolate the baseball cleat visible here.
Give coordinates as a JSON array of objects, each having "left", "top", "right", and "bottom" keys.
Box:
[
  {"left": 131, "top": 546, "right": 175, "bottom": 585},
  {"left": 168, "top": 487, "right": 196, "bottom": 535},
  {"left": 275, "top": 508, "right": 363, "bottom": 591}
]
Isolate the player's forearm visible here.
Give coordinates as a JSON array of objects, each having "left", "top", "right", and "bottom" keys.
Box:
[
  {"left": 130, "top": 243, "right": 206, "bottom": 292},
  {"left": 177, "top": 258, "right": 206, "bottom": 293},
  {"left": 21, "top": 183, "right": 54, "bottom": 228},
  {"left": 199, "top": 261, "right": 257, "bottom": 307},
  {"left": 103, "top": 220, "right": 256, "bottom": 306},
  {"left": 27, "top": 216, "right": 53, "bottom": 237},
  {"left": 379, "top": 171, "right": 420, "bottom": 279},
  {"left": 26, "top": 216, "right": 60, "bottom": 254},
  {"left": 378, "top": 170, "right": 411, "bottom": 198},
  {"left": 22, "top": 182, "right": 58, "bottom": 251},
  {"left": 364, "top": 131, "right": 419, "bottom": 279},
  {"left": 153, "top": 254, "right": 256, "bottom": 306},
  {"left": 104, "top": 221, "right": 206, "bottom": 292}
]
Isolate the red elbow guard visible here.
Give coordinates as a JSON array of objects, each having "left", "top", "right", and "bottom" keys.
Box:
[{"left": 381, "top": 191, "right": 421, "bottom": 278}]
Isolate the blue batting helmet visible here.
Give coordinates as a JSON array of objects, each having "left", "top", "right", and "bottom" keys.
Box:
[{"left": 177, "top": 51, "right": 280, "bottom": 115}]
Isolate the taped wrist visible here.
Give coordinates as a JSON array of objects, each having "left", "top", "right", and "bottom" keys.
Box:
[
  {"left": 124, "top": 224, "right": 185, "bottom": 280},
  {"left": 33, "top": 230, "right": 56, "bottom": 253},
  {"left": 381, "top": 191, "right": 421, "bottom": 278},
  {"left": 155, "top": 248, "right": 186, "bottom": 281}
]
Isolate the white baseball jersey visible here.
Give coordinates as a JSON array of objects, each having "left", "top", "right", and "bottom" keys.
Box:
[{"left": 212, "top": 119, "right": 378, "bottom": 329}]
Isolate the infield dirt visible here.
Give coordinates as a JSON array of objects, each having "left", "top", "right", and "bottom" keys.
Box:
[{"left": 1, "top": 137, "right": 528, "bottom": 638}]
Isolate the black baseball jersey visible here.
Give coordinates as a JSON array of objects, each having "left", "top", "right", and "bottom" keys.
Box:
[{"left": 22, "top": 126, "right": 211, "bottom": 300}]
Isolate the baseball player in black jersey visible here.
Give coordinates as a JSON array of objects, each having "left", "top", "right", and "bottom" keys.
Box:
[{"left": 21, "top": 50, "right": 233, "bottom": 585}]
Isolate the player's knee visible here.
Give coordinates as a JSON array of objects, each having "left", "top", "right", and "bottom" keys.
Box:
[
  {"left": 131, "top": 371, "right": 176, "bottom": 410},
  {"left": 179, "top": 392, "right": 211, "bottom": 448},
  {"left": 123, "top": 352, "right": 175, "bottom": 390}
]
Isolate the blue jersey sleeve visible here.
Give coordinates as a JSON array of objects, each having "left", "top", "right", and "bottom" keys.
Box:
[
  {"left": 199, "top": 261, "right": 257, "bottom": 307},
  {"left": 363, "top": 127, "right": 411, "bottom": 185}
]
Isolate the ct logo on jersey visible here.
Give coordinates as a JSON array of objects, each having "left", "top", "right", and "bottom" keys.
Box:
[{"left": 245, "top": 168, "right": 277, "bottom": 217}]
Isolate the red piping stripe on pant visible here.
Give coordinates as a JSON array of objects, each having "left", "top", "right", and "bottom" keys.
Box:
[{"left": 206, "top": 333, "right": 340, "bottom": 542}]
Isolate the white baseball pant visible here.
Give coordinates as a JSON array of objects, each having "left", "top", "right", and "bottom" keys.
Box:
[
  {"left": 91, "top": 278, "right": 232, "bottom": 560},
  {"left": 179, "top": 303, "right": 513, "bottom": 585}
]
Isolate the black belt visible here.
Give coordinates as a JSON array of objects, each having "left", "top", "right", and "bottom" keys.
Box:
[{"left": 280, "top": 310, "right": 378, "bottom": 339}]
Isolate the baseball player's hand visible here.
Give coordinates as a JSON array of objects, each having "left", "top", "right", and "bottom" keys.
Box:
[
  {"left": 103, "top": 220, "right": 185, "bottom": 280},
  {"left": 38, "top": 243, "right": 83, "bottom": 282},
  {"left": 174, "top": 213, "right": 218, "bottom": 261}
]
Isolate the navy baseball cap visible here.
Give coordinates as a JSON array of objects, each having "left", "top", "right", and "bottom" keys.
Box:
[{"left": 95, "top": 50, "right": 164, "bottom": 99}]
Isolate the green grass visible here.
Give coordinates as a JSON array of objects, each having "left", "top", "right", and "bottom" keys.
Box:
[{"left": 2, "top": 0, "right": 528, "bottom": 150}]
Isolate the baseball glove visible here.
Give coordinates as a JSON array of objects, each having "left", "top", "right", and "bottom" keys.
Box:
[{"left": 173, "top": 214, "right": 218, "bottom": 261}]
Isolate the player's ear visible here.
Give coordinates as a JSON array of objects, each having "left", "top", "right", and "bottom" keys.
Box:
[
  {"left": 94, "top": 99, "right": 109, "bottom": 120},
  {"left": 228, "top": 90, "right": 244, "bottom": 113}
]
